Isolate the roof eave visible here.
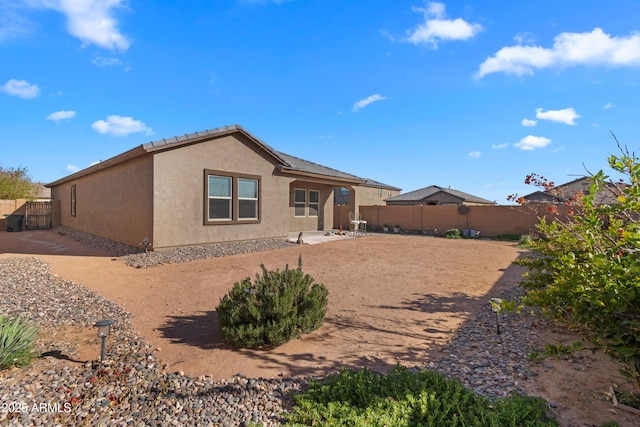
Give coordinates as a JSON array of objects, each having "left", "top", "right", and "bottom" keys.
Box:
[
  {"left": 46, "top": 145, "right": 147, "bottom": 187},
  {"left": 277, "top": 166, "right": 366, "bottom": 186}
]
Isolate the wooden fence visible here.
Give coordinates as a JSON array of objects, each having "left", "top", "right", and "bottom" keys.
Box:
[
  {"left": 335, "top": 204, "right": 559, "bottom": 237},
  {"left": 1, "top": 199, "right": 53, "bottom": 231}
]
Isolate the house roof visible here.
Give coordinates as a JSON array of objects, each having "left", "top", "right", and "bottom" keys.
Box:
[
  {"left": 523, "top": 176, "right": 625, "bottom": 204},
  {"left": 385, "top": 185, "right": 494, "bottom": 204},
  {"left": 47, "top": 124, "right": 394, "bottom": 188},
  {"left": 361, "top": 178, "right": 402, "bottom": 191},
  {"left": 274, "top": 151, "right": 364, "bottom": 184}
]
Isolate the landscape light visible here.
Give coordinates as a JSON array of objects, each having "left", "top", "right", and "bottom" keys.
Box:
[
  {"left": 93, "top": 319, "right": 115, "bottom": 362},
  {"left": 490, "top": 298, "right": 503, "bottom": 335}
]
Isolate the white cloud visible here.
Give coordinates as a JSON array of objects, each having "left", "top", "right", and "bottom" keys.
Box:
[
  {"left": 514, "top": 135, "right": 552, "bottom": 151},
  {"left": 513, "top": 32, "right": 535, "bottom": 45},
  {"left": 92, "top": 56, "right": 122, "bottom": 67},
  {"left": 535, "top": 107, "right": 580, "bottom": 125},
  {"left": 352, "top": 94, "right": 387, "bottom": 112},
  {"left": 27, "top": 0, "right": 130, "bottom": 51},
  {"left": 603, "top": 102, "right": 615, "bottom": 109},
  {"left": 521, "top": 118, "right": 537, "bottom": 127},
  {"left": 91, "top": 115, "right": 153, "bottom": 136},
  {"left": 491, "top": 143, "right": 508, "bottom": 149},
  {"left": 468, "top": 151, "right": 481, "bottom": 158},
  {"left": 1, "top": 79, "right": 40, "bottom": 99},
  {"left": 0, "top": 2, "right": 34, "bottom": 41},
  {"left": 66, "top": 164, "right": 79, "bottom": 173},
  {"left": 46, "top": 110, "right": 77, "bottom": 121},
  {"left": 406, "top": 1, "right": 482, "bottom": 48},
  {"left": 477, "top": 28, "right": 640, "bottom": 78}
]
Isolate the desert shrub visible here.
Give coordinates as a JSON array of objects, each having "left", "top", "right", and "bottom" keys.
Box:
[
  {"left": 445, "top": 228, "right": 460, "bottom": 239},
  {"left": 0, "top": 315, "right": 38, "bottom": 369},
  {"left": 515, "top": 135, "right": 640, "bottom": 394},
  {"left": 217, "top": 258, "right": 328, "bottom": 348},
  {"left": 517, "top": 234, "right": 534, "bottom": 248},
  {"left": 286, "top": 365, "right": 557, "bottom": 426}
]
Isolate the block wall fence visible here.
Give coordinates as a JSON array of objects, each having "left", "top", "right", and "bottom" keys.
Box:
[{"left": 335, "top": 204, "right": 564, "bottom": 237}]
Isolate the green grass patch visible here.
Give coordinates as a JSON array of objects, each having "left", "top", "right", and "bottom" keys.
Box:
[
  {"left": 285, "top": 365, "right": 557, "bottom": 426},
  {"left": 493, "top": 234, "right": 522, "bottom": 241}
]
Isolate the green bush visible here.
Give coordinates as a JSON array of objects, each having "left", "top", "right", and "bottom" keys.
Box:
[
  {"left": 445, "top": 228, "right": 460, "bottom": 239},
  {"left": 285, "top": 365, "right": 557, "bottom": 426},
  {"left": 516, "top": 136, "right": 640, "bottom": 394},
  {"left": 517, "top": 234, "right": 534, "bottom": 248},
  {"left": 217, "top": 259, "right": 328, "bottom": 348},
  {"left": 0, "top": 315, "right": 39, "bottom": 369}
]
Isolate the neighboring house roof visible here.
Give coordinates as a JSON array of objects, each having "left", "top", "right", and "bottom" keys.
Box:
[
  {"left": 47, "top": 124, "right": 396, "bottom": 189},
  {"left": 361, "top": 178, "right": 402, "bottom": 191},
  {"left": 34, "top": 183, "right": 51, "bottom": 199},
  {"left": 523, "top": 176, "right": 624, "bottom": 205},
  {"left": 385, "top": 185, "right": 494, "bottom": 205}
]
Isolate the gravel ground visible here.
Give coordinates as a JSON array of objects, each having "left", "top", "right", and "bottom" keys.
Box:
[{"left": 1, "top": 230, "right": 546, "bottom": 426}]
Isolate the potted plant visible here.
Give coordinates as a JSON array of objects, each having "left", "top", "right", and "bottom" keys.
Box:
[
  {"left": 383, "top": 224, "right": 390, "bottom": 233},
  {"left": 393, "top": 225, "right": 401, "bottom": 233}
]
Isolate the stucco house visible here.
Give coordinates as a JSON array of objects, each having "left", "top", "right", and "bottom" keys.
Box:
[
  {"left": 522, "top": 177, "right": 622, "bottom": 205},
  {"left": 385, "top": 185, "right": 494, "bottom": 206},
  {"left": 334, "top": 179, "right": 401, "bottom": 206},
  {"left": 46, "top": 125, "right": 398, "bottom": 250}
]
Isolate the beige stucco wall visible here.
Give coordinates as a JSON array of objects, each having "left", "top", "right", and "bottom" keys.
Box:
[
  {"left": 152, "top": 134, "right": 292, "bottom": 248},
  {"left": 288, "top": 181, "right": 334, "bottom": 232},
  {"left": 50, "top": 155, "right": 154, "bottom": 246},
  {"left": 334, "top": 185, "right": 400, "bottom": 206}
]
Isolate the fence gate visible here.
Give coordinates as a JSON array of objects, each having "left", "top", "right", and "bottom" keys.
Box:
[{"left": 25, "top": 201, "right": 52, "bottom": 230}]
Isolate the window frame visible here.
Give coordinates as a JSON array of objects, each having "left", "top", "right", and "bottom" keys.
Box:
[
  {"left": 308, "top": 190, "right": 319, "bottom": 217},
  {"left": 294, "top": 188, "right": 307, "bottom": 217},
  {"left": 71, "top": 184, "right": 77, "bottom": 217},
  {"left": 238, "top": 178, "right": 259, "bottom": 220},
  {"left": 204, "top": 170, "right": 261, "bottom": 225}
]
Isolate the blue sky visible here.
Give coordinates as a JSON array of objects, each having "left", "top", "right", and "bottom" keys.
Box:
[{"left": 2, "top": 0, "right": 639, "bottom": 204}]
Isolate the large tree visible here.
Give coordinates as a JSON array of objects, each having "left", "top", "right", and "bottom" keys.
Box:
[{"left": 0, "top": 166, "right": 40, "bottom": 200}]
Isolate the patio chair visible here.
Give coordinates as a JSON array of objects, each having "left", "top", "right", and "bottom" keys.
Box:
[
  {"left": 348, "top": 212, "right": 361, "bottom": 236},
  {"left": 357, "top": 212, "right": 367, "bottom": 235}
]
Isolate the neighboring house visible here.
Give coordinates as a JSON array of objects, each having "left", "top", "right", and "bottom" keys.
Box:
[
  {"left": 47, "top": 125, "right": 397, "bottom": 250},
  {"left": 34, "top": 183, "right": 51, "bottom": 200},
  {"left": 522, "top": 177, "right": 622, "bottom": 205},
  {"left": 333, "top": 179, "right": 401, "bottom": 206},
  {"left": 385, "top": 185, "right": 494, "bottom": 206}
]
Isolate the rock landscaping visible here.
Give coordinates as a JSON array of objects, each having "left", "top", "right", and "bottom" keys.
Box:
[{"left": 0, "top": 229, "right": 550, "bottom": 426}]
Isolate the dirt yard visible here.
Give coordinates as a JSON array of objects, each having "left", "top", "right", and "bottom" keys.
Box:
[{"left": 2, "top": 230, "right": 639, "bottom": 426}]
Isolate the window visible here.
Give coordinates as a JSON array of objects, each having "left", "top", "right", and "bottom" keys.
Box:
[
  {"left": 208, "top": 176, "right": 232, "bottom": 220},
  {"left": 238, "top": 178, "right": 258, "bottom": 219},
  {"left": 378, "top": 188, "right": 382, "bottom": 198},
  {"left": 388, "top": 189, "right": 392, "bottom": 197},
  {"left": 294, "top": 189, "right": 306, "bottom": 217},
  {"left": 309, "top": 190, "right": 319, "bottom": 217},
  {"left": 71, "top": 184, "right": 76, "bottom": 217},
  {"left": 340, "top": 187, "right": 350, "bottom": 196},
  {"left": 204, "top": 170, "right": 260, "bottom": 224},
  {"left": 295, "top": 189, "right": 320, "bottom": 217}
]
